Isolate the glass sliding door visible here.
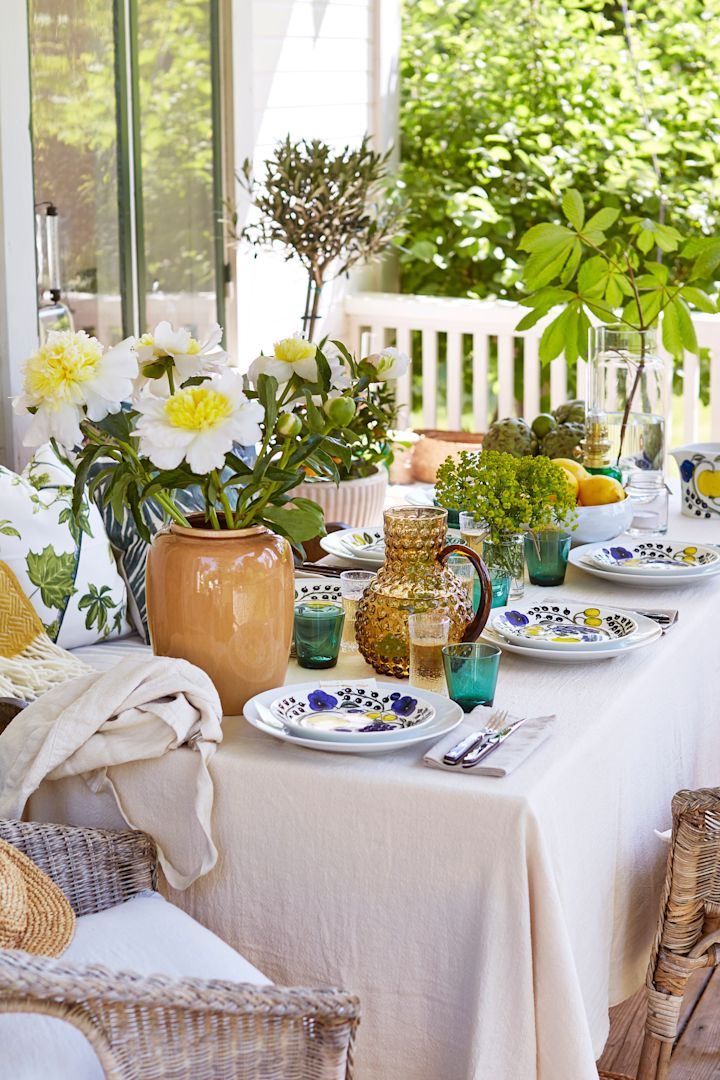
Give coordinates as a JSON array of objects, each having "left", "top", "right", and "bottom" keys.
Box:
[
  {"left": 28, "top": 0, "right": 225, "bottom": 343},
  {"left": 29, "top": 0, "right": 124, "bottom": 341}
]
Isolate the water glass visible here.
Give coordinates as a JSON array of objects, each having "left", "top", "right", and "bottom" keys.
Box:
[
  {"left": 442, "top": 643, "right": 501, "bottom": 712},
  {"left": 524, "top": 530, "right": 571, "bottom": 586},
  {"left": 339, "top": 570, "right": 375, "bottom": 653},
  {"left": 482, "top": 535, "right": 525, "bottom": 600},
  {"left": 294, "top": 601, "right": 345, "bottom": 669},
  {"left": 459, "top": 511, "right": 487, "bottom": 556},
  {"left": 489, "top": 567, "right": 511, "bottom": 607},
  {"left": 408, "top": 611, "right": 450, "bottom": 694},
  {"left": 445, "top": 553, "right": 476, "bottom": 611}
]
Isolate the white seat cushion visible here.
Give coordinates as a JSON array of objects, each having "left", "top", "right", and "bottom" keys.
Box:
[{"left": 0, "top": 892, "right": 269, "bottom": 1079}]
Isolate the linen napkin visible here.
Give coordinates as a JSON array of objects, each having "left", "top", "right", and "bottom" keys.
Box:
[{"left": 424, "top": 710, "right": 555, "bottom": 777}]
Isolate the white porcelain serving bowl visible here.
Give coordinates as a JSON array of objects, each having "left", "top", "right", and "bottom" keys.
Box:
[{"left": 570, "top": 498, "right": 635, "bottom": 546}]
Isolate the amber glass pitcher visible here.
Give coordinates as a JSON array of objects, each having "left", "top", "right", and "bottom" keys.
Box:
[{"left": 355, "top": 507, "right": 492, "bottom": 677}]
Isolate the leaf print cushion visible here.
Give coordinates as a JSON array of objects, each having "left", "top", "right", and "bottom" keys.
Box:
[{"left": 0, "top": 444, "right": 129, "bottom": 648}]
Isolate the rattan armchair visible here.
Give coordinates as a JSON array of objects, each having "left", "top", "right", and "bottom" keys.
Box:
[
  {"left": 0, "top": 818, "right": 360, "bottom": 1080},
  {"left": 600, "top": 787, "right": 720, "bottom": 1080}
]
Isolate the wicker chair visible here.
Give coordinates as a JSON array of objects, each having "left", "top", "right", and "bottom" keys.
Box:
[
  {"left": 600, "top": 787, "right": 720, "bottom": 1080},
  {"left": 0, "top": 818, "right": 360, "bottom": 1080}
]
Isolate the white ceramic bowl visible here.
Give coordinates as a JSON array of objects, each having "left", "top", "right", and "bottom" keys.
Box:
[{"left": 570, "top": 499, "right": 634, "bottom": 545}]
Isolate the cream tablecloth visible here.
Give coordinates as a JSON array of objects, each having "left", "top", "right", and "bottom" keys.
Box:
[{"left": 27, "top": 494, "right": 720, "bottom": 1080}]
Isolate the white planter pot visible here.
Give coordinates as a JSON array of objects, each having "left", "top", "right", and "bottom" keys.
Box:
[{"left": 291, "top": 468, "right": 388, "bottom": 528}]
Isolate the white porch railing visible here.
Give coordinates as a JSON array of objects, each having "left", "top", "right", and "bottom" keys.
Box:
[{"left": 343, "top": 292, "right": 720, "bottom": 444}]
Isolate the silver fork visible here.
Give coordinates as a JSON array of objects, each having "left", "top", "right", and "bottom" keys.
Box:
[{"left": 442, "top": 709, "right": 508, "bottom": 766}]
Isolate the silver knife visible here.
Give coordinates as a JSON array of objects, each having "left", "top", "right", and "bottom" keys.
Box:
[
  {"left": 443, "top": 729, "right": 492, "bottom": 766},
  {"left": 461, "top": 716, "right": 529, "bottom": 768}
]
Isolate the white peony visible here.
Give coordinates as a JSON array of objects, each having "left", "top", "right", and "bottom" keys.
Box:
[
  {"left": 14, "top": 330, "right": 138, "bottom": 448},
  {"left": 134, "top": 321, "right": 228, "bottom": 391},
  {"left": 365, "top": 346, "right": 410, "bottom": 381},
  {"left": 135, "top": 369, "right": 263, "bottom": 475},
  {"left": 249, "top": 334, "right": 318, "bottom": 384}
]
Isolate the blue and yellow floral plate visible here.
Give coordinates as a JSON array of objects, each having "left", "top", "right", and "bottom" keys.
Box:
[
  {"left": 589, "top": 541, "right": 720, "bottom": 576},
  {"left": 244, "top": 681, "right": 462, "bottom": 754},
  {"left": 492, "top": 603, "right": 637, "bottom": 649}
]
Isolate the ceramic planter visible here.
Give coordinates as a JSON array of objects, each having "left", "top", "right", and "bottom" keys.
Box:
[
  {"left": 145, "top": 519, "right": 294, "bottom": 714},
  {"left": 291, "top": 467, "right": 388, "bottom": 528}
]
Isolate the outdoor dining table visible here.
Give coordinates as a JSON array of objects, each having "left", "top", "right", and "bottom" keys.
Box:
[{"left": 28, "top": 492, "right": 720, "bottom": 1080}]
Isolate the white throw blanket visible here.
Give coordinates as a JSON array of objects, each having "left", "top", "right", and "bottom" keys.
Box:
[{"left": 0, "top": 656, "right": 223, "bottom": 889}]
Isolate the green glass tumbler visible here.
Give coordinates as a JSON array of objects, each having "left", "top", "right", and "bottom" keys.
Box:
[
  {"left": 442, "top": 643, "right": 501, "bottom": 712},
  {"left": 489, "top": 567, "right": 511, "bottom": 608},
  {"left": 294, "top": 601, "right": 345, "bottom": 669},
  {"left": 524, "top": 530, "right": 572, "bottom": 586}
]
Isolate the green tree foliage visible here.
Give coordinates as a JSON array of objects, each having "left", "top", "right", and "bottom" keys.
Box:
[{"left": 398, "top": 0, "right": 720, "bottom": 300}]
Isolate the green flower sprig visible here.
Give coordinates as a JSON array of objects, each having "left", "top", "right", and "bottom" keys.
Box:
[{"left": 435, "top": 450, "right": 576, "bottom": 541}]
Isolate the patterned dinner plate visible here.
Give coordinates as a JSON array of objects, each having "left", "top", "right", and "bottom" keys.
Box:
[
  {"left": 244, "top": 682, "right": 462, "bottom": 754},
  {"left": 481, "top": 621, "right": 662, "bottom": 663},
  {"left": 492, "top": 603, "right": 638, "bottom": 649},
  {"left": 569, "top": 543, "right": 720, "bottom": 588},
  {"left": 319, "top": 527, "right": 385, "bottom": 566},
  {"left": 294, "top": 579, "right": 343, "bottom": 604},
  {"left": 589, "top": 541, "right": 720, "bottom": 575},
  {"left": 269, "top": 684, "right": 435, "bottom": 743}
]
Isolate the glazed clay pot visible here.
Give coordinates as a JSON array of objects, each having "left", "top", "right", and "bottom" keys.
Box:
[
  {"left": 146, "top": 520, "right": 294, "bottom": 714},
  {"left": 290, "top": 467, "right": 388, "bottom": 528}
]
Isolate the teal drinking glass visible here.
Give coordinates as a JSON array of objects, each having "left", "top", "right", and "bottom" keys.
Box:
[
  {"left": 524, "top": 530, "right": 572, "bottom": 586},
  {"left": 442, "top": 643, "right": 501, "bottom": 712},
  {"left": 489, "top": 567, "right": 511, "bottom": 608},
  {"left": 294, "top": 601, "right": 345, "bottom": 669}
]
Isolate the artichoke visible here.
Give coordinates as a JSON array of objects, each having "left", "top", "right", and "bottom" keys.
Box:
[
  {"left": 552, "top": 400, "right": 585, "bottom": 425},
  {"left": 540, "top": 422, "right": 585, "bottom": 460},
  {"left": 483, "top": 417, "right": 537, "bottom": 457}
]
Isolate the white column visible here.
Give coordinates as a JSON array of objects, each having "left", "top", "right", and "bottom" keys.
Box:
[{"left": 0, "top": 0, "right": 38, "bottom": 468}]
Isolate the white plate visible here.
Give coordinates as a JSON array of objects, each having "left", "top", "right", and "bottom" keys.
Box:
[
  {"left": 294, "top": 579, "right": 343, "bottom": 604},
  {"left": 491, "top": 602, "right": 637, "bottom": 649},
  {"left": 244, "top": 682, "right": 462, "bottom": 754},
  {"left": 490, "top": 607, "right": 660, "bottom": 653},
  {"left": 569, "top": 542, "right": 720, "bottom": 588},
  {"left": 588, "top": 540, "right": 720, "bottom": 576},
  {"left": 481, "top": 622, "right": 662, "bottom": 662},
  {"left": 319, "top": 527, "right": 385, "bottom": 567},
  {"left": 269, "top": 684, "right": 436, "bottom": 743}
]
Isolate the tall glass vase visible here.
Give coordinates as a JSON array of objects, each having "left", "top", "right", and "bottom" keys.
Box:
[{"left": 589, "top": 325, "right": 668, "bottom": 491}]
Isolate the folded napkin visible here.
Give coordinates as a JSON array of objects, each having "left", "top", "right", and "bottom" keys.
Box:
[
  {"left": 424, "top": 710, "right": 555, "bottom": 777},
  {"left": 540, "top": 595, "right": 678, "bottom": 635}
]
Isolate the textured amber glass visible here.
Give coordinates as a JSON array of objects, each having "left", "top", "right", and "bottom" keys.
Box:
[{"left": 355, "top": 507, "right": 477, "bottom": 677}]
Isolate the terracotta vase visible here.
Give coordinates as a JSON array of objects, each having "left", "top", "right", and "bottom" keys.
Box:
[
  {"left": 355, "top": 507, "right": 492, "bottom": 677},
  {"left": 145, "top": 519, "right": 294, "bottom": 714}
]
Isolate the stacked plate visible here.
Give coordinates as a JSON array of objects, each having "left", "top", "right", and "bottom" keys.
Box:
[
  {"left": 319, "top": 527, "right": 385, "bottom": 567},
  {"left": 244, "top": 680, "right": 463, "bottom": 754},
  {"left": 569, "top": 539, "right": 720, "bottom": 588},
  {"left": 482, "top": 601, "right": 662, "bottom": 663}
]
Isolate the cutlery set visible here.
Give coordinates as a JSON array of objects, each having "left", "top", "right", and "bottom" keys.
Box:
[{"left": 442, "top": 710, "right": 528, "bottom": 768}]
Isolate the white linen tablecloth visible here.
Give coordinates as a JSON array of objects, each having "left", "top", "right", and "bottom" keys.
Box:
[{"left": 28, "top": 492, "right": 720, "bottom": 1080}]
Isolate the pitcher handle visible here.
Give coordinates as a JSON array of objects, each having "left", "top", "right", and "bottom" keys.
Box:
[{"left": 438, "top": 543, "right": 492, "bottom": 642}]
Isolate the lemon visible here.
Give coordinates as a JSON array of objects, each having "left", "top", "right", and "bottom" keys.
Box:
[
  {"left": 552, "top": 458, "right": 589, "bottom": 483},
  {"left": 557, "top": 466, "right": 579, "bottom": 498},
  {"left": 578, "top": 475, "right": 625, "bottom": 506}
]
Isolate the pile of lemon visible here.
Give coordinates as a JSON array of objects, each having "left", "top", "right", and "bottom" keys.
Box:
[{"left": 552, "top": 459, "right": 626, "bottom": 507}]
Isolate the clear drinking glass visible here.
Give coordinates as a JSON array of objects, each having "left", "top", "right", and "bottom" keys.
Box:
[
  {"left": 339, "top": 570, "right": 375, "bottom": 653},
  {"left": 408, "top": 611, "right": 450, "bottom": 694},
  {"left": 482, "top": 535, "right": 525, "bottom": 600},
  {"left": 445, "top": 553, "right": 476, "bottom": 611},
  {"left": 442, "top": 643, "right": 501, "bottom": 712},
  {"left": 524, "top": 530, "right": 572, "bottom": 586},
  {"left": 294, "top": 602, "right": 345, "bottom": 669}
]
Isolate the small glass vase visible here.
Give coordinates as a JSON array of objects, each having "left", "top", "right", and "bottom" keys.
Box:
[
  {"left": 589, "top": 325, "right": 668, "bottom": 491},
  {"left": 482, "top": 534, "right": 524, "bottom": 600}
]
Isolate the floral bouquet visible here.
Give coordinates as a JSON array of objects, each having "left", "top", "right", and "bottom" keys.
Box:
[{"left": 14, "top": 322, "right": 405, "bottom": 549}]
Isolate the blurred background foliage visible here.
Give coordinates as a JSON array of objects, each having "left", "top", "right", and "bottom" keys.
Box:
[{"left": 398, "top": 0, "right": 720, "bottom": 301}]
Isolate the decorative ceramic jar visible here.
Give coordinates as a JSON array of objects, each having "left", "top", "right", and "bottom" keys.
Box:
[
  {"left": 671, "top": 443, "right": 720, "bottom": 518},
  {"left": 354, "top": 507, "right": 492, "bottom": 677},
  {"left": 290, "top": 467, "right": 387, "bottom": 528},
  {"left": 146, "top": 518, "right": 294, "bottom": 714}
]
